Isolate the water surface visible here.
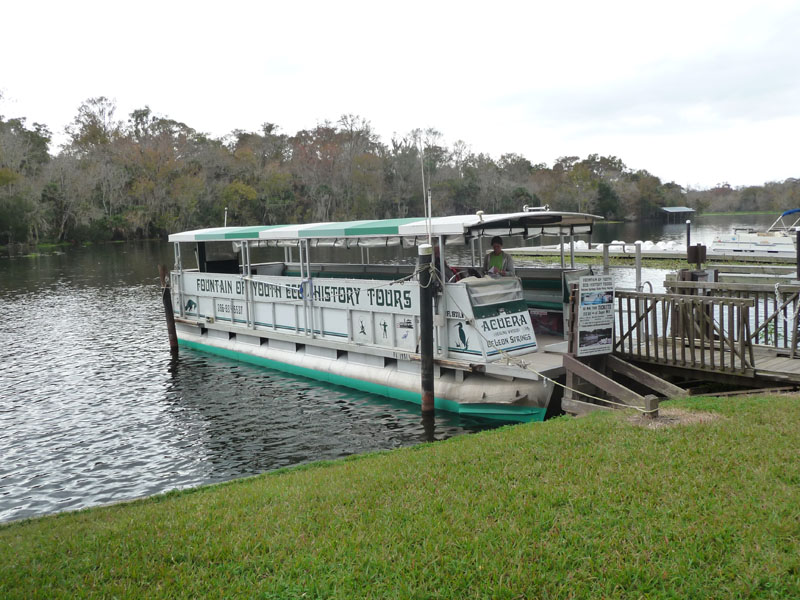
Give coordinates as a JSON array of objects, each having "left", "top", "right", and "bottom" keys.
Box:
[{"left": 0, "top": 242, "right": 492, "bottom": 523}]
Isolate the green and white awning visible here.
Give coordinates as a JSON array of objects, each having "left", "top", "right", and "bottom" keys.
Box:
[{"left": 168, "top": 211, "right": 602, "bottom": 244}]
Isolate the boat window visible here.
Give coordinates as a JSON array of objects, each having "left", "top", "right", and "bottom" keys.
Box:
[
  {"left": 464, "top": 277, "right": 524, "bottom": 306},
  {"left": 198, "top": 241, "right": 240, "bottom": 274}
]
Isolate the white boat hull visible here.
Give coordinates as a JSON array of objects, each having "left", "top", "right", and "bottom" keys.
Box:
[{"left": 175, "top": 321, "right": 560, "bottom": 422}]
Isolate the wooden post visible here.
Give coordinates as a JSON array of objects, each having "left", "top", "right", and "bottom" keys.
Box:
[
  {"left": 158, "top": 264, "right": 179, "bottom": 356},
  {"left": 795, "top": 228, "right": 800, "bottom": 281},
  {"left": 644, "top": 395, "right": 659, "bottom": 419},
  {"left": 418, "top": 244, "right": 435, "bottom": 414}
]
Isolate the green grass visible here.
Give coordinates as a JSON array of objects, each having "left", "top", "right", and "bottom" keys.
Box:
[
  {"left": 2, "top": 395, "right": 799, "bottom": 599},
  {"left": 35, "top": 242, "right": 71, "bottom": 250}
]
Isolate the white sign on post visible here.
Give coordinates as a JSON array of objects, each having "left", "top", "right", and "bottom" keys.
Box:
[{"left": 576, "top": 275, "right": 615, "bottom": 357}]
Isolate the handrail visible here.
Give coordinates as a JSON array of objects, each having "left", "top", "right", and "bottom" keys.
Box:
[
  {"left": 614, "top": 290, "right": 754, "bottom": 374},
  {"left": 663, "top": 280, "right": 800, "bottom": 352}
]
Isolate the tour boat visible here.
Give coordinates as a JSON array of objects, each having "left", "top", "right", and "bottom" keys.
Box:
[
  {"left": 711, "top": 209, "right": 800, "bottom": 257},
  {"left": 166, "top": 209, "right": 602, "bottom": 422}
]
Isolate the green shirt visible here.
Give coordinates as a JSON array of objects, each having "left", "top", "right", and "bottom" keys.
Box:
[{"left": 489, "top": 253, "right": 504, "bottom": 272}]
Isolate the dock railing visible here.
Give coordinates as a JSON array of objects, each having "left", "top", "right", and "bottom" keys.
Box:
[
  {"left": 663, "top": 281, "right": 800, "bottom": 355},
  {"left": 614, "top": 290, "right": 755, "bottom": 374}
]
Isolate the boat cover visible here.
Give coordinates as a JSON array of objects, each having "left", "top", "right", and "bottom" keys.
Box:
[{"left": 169, "top": 211, "right": 602, "bottom": 243}]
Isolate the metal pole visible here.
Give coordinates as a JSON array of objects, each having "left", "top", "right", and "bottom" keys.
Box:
[
  {"left": 426, "top": 188, "right": 433, "bottom": 245},
  {"left": 470, "top": 237, "right": 476, "bottom": 267},
  {"left": 299, "top": 241, "right": 309, "bottom": 336},
  {"left": 569, "top": 234, "right": 575, "bottom": 269},
  {"left": 438, "top": 235, "right": 449, "bottom": 359},
  {"left": 418, "top": 244, "right": 435, "bottom": 414},
  {"left": 686, "top": 219, "right": 691, "bottom": 249},
  {"left": 305, "top": 240, "right": 316, "bottom": 339},
  {"left": 635, "top": 242, "right": 642, "bottom": 292}
]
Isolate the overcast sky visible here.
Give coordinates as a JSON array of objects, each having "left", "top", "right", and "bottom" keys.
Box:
[{"left": 2, "top": 0, "right": 798, "bottom": 189}]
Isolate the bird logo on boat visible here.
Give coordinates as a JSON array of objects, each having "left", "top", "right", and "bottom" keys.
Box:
[
  {"left": 456, "top": 322, "right": 469, "bottom": 350},
  {"left": 184, "top": 299, "right": 197, "bottom": 313}
]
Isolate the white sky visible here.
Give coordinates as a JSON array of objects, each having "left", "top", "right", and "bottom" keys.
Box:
[{"left": 2, "top": 0, "right": 799, "bottom": 189}]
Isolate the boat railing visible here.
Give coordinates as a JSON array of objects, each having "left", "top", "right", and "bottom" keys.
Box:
[
  {"left": 172, "top": 263, "right": 550, "bottom": 365},
  {"left": 173, "top": 268, "right": 431, "bottom": 353},
  {"left": 767, "top": 210, "right": 800, "bottom": 233}
]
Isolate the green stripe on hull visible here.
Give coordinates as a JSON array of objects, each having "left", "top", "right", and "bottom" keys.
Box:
[{"left": 178, "top": 338, "right": 545, "bottom": 423}]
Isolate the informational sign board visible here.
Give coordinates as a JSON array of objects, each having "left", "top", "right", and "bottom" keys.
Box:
[
  {"left": 475, "top": 310, "right": 538, "bottom": 354},
  {"left": 576, "top": 275, "right": 614, "bottom": 357}
]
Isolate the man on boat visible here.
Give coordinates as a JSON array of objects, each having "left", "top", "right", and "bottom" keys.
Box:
[{"left": 482, "top": 236, "right": 516, "bottom": 277}]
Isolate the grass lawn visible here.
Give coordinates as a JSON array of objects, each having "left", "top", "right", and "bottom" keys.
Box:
[{"left": 2, "top": 395, "right": 799, "bottom": 599}]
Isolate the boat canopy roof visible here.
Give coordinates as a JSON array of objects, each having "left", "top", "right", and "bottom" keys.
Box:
[
  {"left": 766, "top": 208, "right": 800, "bottom": 232},
  {"left": 169, "top": 210, "right": 603, "bottom": 245}
]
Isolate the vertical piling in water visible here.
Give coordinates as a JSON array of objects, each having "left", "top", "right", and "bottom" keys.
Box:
[
  {"left": 418, "top": 244, "right": 435, "bottom": 414},
  {"left": 686, "top": 220, "right": 691, "bottom": 249},
  {"left": 158, "top": 264, "right": 179, "bottom": 356}
]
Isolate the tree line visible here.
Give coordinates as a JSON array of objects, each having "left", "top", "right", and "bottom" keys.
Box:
[{"left": 1, "top": 95, "right": 799, "bottom": 245}]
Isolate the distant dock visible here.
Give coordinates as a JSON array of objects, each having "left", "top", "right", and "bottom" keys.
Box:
[{"left": 508, "top": 243, "right": 796, "bottom": 264}]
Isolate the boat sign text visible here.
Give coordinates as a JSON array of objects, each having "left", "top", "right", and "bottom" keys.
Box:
[{"left": 186, "top": 273, "right": 419, "bottom": 314}]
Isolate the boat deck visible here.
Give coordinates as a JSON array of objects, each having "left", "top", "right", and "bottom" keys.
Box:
[
  {"left": 481, "top": 333, "right": 567, "bottom": 378},
  {"left": 752, "top": 346, "right": 800, "bottom": 384},
  {"left": 619, "top": 338, "right": 800, "bottom": 387}
]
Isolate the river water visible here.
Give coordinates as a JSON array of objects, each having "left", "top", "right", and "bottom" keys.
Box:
[{"left": 0, "top": 214, "right": 779, "bottom": 522}]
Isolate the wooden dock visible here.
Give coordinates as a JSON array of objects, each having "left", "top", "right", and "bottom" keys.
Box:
[
  {"left": 509, "top": 245, "right": 797, "bottom": 265},
  {"left": 617, "top": 338, "right": 800, "bottom": 385},
  {"left": 562, "top": 277, "right": 800, "bottom": 414},
  {"left": 752, "top": 347, "right": 800, "bottom": 383}
]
